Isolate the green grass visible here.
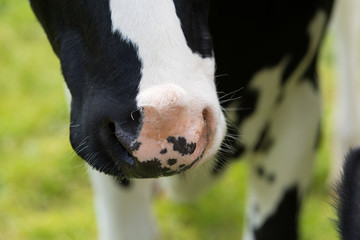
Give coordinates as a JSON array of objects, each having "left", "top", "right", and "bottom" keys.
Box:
[{"left": 0, "top": 1, "right": 341, "bottom": 239}]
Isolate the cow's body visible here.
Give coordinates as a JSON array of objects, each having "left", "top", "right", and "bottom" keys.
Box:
[{"left": 29, "top": 0, "right": 358, "bottom": 239}]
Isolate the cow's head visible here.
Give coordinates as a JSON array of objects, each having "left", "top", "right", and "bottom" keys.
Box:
[{"left": 30, "top": 0, "right": 226, "bottom": 179}]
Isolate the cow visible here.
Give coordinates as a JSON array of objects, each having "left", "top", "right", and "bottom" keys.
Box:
[{"left": 29, "top": 0, "right": 351, "bottom": 239}]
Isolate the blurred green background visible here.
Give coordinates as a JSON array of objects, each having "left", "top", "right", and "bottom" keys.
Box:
[{"left": 0, "top": 0, "right": 341, "bottom": 239}]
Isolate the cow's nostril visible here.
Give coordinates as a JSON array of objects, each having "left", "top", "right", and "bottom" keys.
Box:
[
  {"left": 100, "top": 119, "right": 138, "bottom": 169},
  {"left": 111, "top": 122, "right": 131, "bottom": 150},
  {"left": 108, "top": 121, "right": 116, "bottom": 134},
  {"left": 202, "top": 108, "right": 214, "bottom": 134},
  {"left": 130, "top": 108, "right": 143, "bottom": 122},
  {"left": 101, "top": 119, "right": 135, "bottom": 155},
  {"left": 202, "top": 108, "right": 209, "bottom": 124},
  {"left": 105, "top": 108, "right": 143, "bottom": 149}
]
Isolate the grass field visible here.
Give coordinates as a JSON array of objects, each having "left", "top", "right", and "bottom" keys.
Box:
[{"left": 0, "top": 1, "right": 341, "bottom": 239}]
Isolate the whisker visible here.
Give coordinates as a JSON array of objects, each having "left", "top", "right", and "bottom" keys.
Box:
[
  {"left": 224, "top": 107, "right": 247, "bottom": 112},
  {"left": 76, "top": 145, "right": 89, "bottom": 155},
  {"left": 215, "top": 73, "right": 230, "bottom": 79},
  {"left": 224, "top": 134, "right": 239, "bottom": 141},
  {"left": 220, "top": 96, "right": 243, "bottom": 104},
  {"left": 218, "top": 87, "right": 244, "bottom": 100},
  {"left": 73, "top": 136, "right": 90, "bottom": 152}
]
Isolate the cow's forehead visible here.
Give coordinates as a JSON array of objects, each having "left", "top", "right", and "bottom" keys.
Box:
[
  {"left": 29, "top": 0, "right": 213, "bottom": 63},
  {"left": 108, "top": 0, "right": 212, "bottom": 57}
]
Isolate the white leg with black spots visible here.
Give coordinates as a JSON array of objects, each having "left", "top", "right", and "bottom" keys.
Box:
[
  {"left": 88, "top": 168, "right": 157, "bottom": 240},
  {"left": 243, "top": 80, "right": 321, "bottom": 240},
  {"left": 240, "top": 10, "right": 327, "bottom": 240}
]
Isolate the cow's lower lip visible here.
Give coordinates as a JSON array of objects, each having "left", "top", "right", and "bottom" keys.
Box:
[
  {"left": 71, "top": 125, "right": 213, "bottom": 179},
  {"left": 109, "top": 138, "right": 210, "bottom": 179},
  {"left": 117, "top": 118, "right": 212, "bottom": 178}
]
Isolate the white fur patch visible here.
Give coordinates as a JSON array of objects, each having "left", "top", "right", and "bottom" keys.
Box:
[
  {"left": 109, "top": 0, "right": 226, "bottom": 164},
  {"left": 136, "top": 84, "right": 188, "bottom": 110}
]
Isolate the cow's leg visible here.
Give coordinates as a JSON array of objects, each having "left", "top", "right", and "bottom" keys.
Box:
[
  {"left": 330, "top": 0, "right": 360, "bottom": 183},
  {"left": 242, "top": 80, "right": 321, "bottom": 240},
  {"left": 88, "top": 168, "right": 157, "bottom": 240}
]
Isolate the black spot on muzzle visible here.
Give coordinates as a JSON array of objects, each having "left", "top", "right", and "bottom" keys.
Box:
[{"left": 167, "top": 136, "right": 196, "bottom": 156}]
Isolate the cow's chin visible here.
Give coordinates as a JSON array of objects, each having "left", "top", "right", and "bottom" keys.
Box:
[{"left": 70, "top": 130, "right": 218, "bottom": 180}]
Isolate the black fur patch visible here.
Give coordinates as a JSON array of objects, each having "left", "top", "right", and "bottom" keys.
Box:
[
  {"left": 256, "top": 166, "right": 265, "bottom": 177},
  {"left": 237, "top": 89, "right": 259, "bottom": 127},
  {"left": 160, "top": 148, "right": 167, "bottom": 154},
  {"left": 134, "top": 158, "right": 172, "bottom": 178},
  {"left": 301, "top": 53, "right": 320, "bottom": 90},
  {"left": 30, "top": 0, "right": 144, "bottom": 176},
  {"left": 336, "top": 147, "right": 360, "bottom": 240},
  {"left": 267, "top": 173, "right": 276, "bottom": 184},
  {"left": 255, "top": 165, "right": 276, "bottom": 184},
  {"left": 173, "top": 0, "right": 213, "bottom": 58},
  {"left": 254, "top": 186, "right": 300, "bottom": 240},
  {"left": 254, "top": 123, "right": 274, "bottom": 153}
]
